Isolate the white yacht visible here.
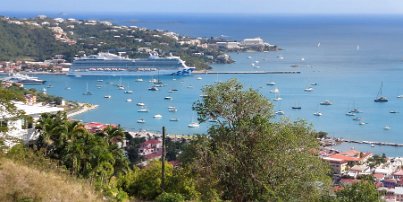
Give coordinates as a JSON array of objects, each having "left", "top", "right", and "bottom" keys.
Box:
[
  {"left": 136, "top": 102, "right": 145, "bottom": 106},
  {"left": 135, "top": 78, "right": 144, "bottom": 82},
  {"left": 384, "top": 125, "right": 391, "bottom": 130},
  {"left": 153, "top": 114, "right": 162, "bottom": 119},
  {"left": 126, "top": 98, "right": 133, "bottom": 102},
  {"left": 196, "top": 76, "right": 203, "bottom": 80}
]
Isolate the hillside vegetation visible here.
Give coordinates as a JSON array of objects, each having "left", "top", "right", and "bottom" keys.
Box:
[
  {"left": 0, "top": 20, "right": 70, "bottom": 61},
  {"left": 0, "top": 158, "right": 103, "bottom": 202}
]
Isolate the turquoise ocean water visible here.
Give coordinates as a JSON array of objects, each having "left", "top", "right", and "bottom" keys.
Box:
[{"left": 7, "top": 13, "right": 403, "bottom": 155}]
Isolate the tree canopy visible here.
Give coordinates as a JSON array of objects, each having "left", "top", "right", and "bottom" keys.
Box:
[{"left": 186, "top": 79, "right": 331, "bottom": 201}]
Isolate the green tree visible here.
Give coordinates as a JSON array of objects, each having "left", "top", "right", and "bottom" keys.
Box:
[
  {"left": 187, "top": 79, "right": 331, "bottom": 201},
  {"left": 128, "top": 160, "right": 173, "bottom": 200},
  {"left": 335, "top": 181, "right": 380, "bottom": 202}
]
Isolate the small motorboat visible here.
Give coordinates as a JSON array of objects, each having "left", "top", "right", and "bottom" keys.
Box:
[
  {"left": 320, "top": 100, "right": 332, "bottom": 105},
  {"left": 126, "top": 98, "right": 133, "bottom": 102},
  {"left": 164, "top": 96, "right": 173, "bottom": 100},
  {"left": 196, "top": 77, "right": 203, "bottom": 80},
  {"left": 104, "top": 95, "right": 112, "bottom": 99},
  {"left": 359, "top": 121, "right": 367, "bottom": 125},
  {"left": 345, "top": 112, "right": 355, "bottom": 116},
  {"left": 266, "top": 81, "right": 276, "bottom": 86},
  {"left": 169, "top": 118, "right": 179, "bottom": 122},
  {"left": 168, "top": 106, "right": 177, "bottom": 112},
  {"left": 137, "top": 108, "right": 149, "bottom": 113},
  {"left": 137, "top": 102, "right": 145, "bottom": 106},
  {"left": 313, "top": 112, "right": 322, "bottom": 116},
  {"left": 304, "top": 87, "right": 314, "bottom": 92},
  {"left": 188, "top": 122, "right": 200, "bottom": 128},
  {"left": 352, "top": 117, "right": 361, "bottom": 121},
  {"left": 291, "top": 106, "right": 302, "bottom": 110},
  {"left": 137, "top": 119, "right": 146, "bottom": 123},
  {"left": 275, "top": 110, "right": 285, "bottom": 115},
  {"left": 384, "top": 125, "right": 391, "bottom": 130},
  {"left": 153, "top": 114, "right": 162, "bottom": 119},
  {"left": 148, "top": 86, "right": 159, "bottom": 91}
]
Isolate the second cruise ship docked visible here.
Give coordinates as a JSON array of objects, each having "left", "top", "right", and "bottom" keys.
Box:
[{"left": 68, "top": 52, "right": 196, "bottom": 77}]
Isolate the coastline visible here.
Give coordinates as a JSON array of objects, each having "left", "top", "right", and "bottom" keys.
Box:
[{"left": 67, "top": 103, "right": 98, "bottom": 118}]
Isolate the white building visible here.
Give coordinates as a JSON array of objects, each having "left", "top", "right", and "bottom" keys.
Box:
[{"left": 0, "top": 101, "right": 64, "bottom": 141}]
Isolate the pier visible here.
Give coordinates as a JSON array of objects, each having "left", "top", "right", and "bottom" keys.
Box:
[
  {"left": 193, "top": 71, "right": 301, "bottom": 75},
  {"left": 341, "top": 139, "right": 403, "bottom": 147}
]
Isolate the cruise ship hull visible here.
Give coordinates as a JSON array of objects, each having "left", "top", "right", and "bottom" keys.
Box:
[{"left": 67, "top": 68, "right": 195, "bottom": 77}]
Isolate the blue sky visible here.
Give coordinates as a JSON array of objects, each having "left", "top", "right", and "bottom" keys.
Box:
[{"left": 1, "top": 0, "right": 403, "bottom": 14}]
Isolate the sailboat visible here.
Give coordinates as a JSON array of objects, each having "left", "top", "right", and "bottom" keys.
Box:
[
  {"left": 117, "top": 77, "right": 124, "bottom": 90},
  {"left": 374, "top": 82, "right": 388, "bottom": 102},
  {"left": 82, "top": 83, "right": 92, "bottom": 95},
  {"left": 273, "top": 88, "right": 282, "bottom": 101},
  {"left": 124, "top": 84, "right": 133, "bottom": 94}
]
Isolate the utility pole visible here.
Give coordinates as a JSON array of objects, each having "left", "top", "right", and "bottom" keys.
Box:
[{"left": 161, "top": 126, "right": 166, "bottom": 192}]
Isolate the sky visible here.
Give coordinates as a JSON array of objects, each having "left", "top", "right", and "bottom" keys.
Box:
[{"left": 1, "top": 0, "right": 403, "bottom": 15}]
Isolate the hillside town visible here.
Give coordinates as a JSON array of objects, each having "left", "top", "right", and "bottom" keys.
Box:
[{"left": 0, "top": 15, "right": 277, "bottom": 74}]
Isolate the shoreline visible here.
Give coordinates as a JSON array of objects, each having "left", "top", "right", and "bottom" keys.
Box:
[{"left": 67, "top": 103, "right": 98, "bottom": 118}]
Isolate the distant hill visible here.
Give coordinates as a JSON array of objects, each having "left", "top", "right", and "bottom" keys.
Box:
[
  {"left": 0, "top": 158, "right": 103, "bottom": 202},
  {"left": 0, "top": 20, "right": 72, "bottom": 62}
]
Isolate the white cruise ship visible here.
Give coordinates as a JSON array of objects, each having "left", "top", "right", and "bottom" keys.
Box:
[{"left": 67, "top": 52, "right": 196, "bottom": 77}]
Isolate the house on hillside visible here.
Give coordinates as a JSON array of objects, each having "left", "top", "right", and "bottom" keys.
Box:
[{"left": 0, "top": 101, "right": 64, "bottom": 142}]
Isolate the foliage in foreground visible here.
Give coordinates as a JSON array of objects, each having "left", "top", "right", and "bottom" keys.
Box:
[{"left": 185, "top": 78, "right": 332, "bottom": 201}]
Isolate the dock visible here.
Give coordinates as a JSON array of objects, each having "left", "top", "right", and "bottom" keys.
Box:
[
  {"left": 192, "top": 71, "right": 301, "bottom": 75},
  {"left": 342, "top": 139, "right": 403, "bottom": 147}
]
